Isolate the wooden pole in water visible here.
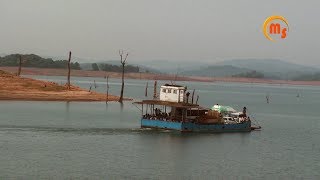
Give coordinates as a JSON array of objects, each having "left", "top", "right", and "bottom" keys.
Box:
[
  {"left": 153, "top": 80, "right": 157, "bottom": 99},
  {"left": 17, "top": 55, "right": 22, "bottom": 76},
  {"left": 196, "top": 95, "right": 199, "bottom": 104},
  {"left": 145, "top": 82, "right": 148, "bottom": 97},
  {"left": 94, "top": 80, "right": 97, "bottom": 89},
  {"left": 191, "top": 89, "right": 195, "bottom": 104},
  {"left": 67, "top": 51, "right": 71, "bottom": 90},
  {"left": 106, "top": 75, "right": 109, "bottom": 103}
]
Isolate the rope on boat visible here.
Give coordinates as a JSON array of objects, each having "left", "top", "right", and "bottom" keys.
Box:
[
  {"left": 249, "top": 113, "right": 261, "bottom": 129},
  {"left": 132, "top": 102, "right": 142, "bottom": 111}
]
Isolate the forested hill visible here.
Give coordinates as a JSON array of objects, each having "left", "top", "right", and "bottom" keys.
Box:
[
  {"left": 0, "top": 54, "right": 81, "bottom": 70},
  {"left": 90, "top": 63, "right": 140, "bottom": 73}
]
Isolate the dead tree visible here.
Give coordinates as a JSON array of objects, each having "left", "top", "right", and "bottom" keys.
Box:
[
  {"left": 17, "top": 55, "right": 23, "bottom": 76},
  {"left": 153, "top": 80, "right": 157, "bottom": 99},
  {"left": 191, "top": 89, "right": 195, "bottom": 104},
  {"left": 145, "top": 82, "right": 148, "bottom": 97},
  {"left": 118, "top": 50, "right": 128, "bottom": 102},
  {"left": 106, "top": 75, "right": 110, "bottom": 103},
  {"left": 94, "top": 80, "right": 97, "bottom": 89},
  {"left": 67, "top": 51, "right": 72, "bottom": 90}
]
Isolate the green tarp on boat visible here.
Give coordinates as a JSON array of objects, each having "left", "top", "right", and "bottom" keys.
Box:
[{"left": 211, "top": 105, "right": 236, "bottom": 113}]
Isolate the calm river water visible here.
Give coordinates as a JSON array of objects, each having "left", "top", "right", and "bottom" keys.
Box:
[{"left": 0, "top": 76, "right": 319, "bottom": 179}]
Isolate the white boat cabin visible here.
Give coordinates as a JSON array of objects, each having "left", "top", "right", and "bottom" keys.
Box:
[{"left": 159, "top": 84, "right": 186, "bottom": 103}]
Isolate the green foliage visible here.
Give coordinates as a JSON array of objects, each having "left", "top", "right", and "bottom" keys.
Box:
[
  {"left": 91, "top": 63, "right": 99, "bottom": 71},
  {"left": 232, "top": 70, "right": 265, "bottom": 78},
  {"left": 292, "top": 72, "right": 320, "bottom": 81},
  {"left": 0, "top": 54, "right": 81, "bottom": 70},
  {"left": 98, "top": 63, "right": 139, "bottom": 73}
]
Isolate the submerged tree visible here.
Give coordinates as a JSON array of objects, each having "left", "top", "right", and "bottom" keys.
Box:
[
  {"left": 153, "top": 80, "right": 157, "bottom": 99},
  {"left": 92, "top": 63, "right": 99, "bottom": 71},
  {"left": 118, "top": 50, "right": 129, "bottom": 102},
  {"left": 17, "top": 55, "right": 22, "bottom": 76},
  {"left": 106, "top": 75, "right": 110, "bottom": 103},
  {"left": 67, "top": 51, "right": 72, "bottom": 90}
]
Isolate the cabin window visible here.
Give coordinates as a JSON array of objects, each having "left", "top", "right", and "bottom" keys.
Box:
[
  {"left": 173, "top": 90, "right": 177, "bottom": 94},
  {"left": 162, "top": 89, "right": 166, "bottom": 93},
  {"left": 168, "top": 89, "right": 172, "bottom": 93}
]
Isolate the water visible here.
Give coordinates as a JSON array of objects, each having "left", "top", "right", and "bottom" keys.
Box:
[{"left": 0, "top": 76, "right": 319, "bottom": 179}]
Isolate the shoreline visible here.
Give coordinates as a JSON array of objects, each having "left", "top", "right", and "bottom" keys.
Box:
[
  {"left": 0, "top": 70, "right": 129, "bottom": 102},
  {"left": 1, "top": 66, "right": 320, "bottom": 86}
]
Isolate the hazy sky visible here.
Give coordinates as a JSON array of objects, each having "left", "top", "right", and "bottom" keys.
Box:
[{"left": 0, "top": 0, "right": 319, "bottom": 65}]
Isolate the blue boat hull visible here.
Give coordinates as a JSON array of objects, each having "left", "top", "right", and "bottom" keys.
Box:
[{"left": 141, "top": 119, "right": 251, "bottom": 132}]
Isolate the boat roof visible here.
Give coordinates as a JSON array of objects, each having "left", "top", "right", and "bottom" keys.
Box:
[
  {"left": 160, "top": 84, "right": 186, "bottom": 89},
  {"left": 162, "top": 84, "right": 185, "bottom": 87},
  {"left": 134, "top": 100, "right": 202, "bottom": 109}
]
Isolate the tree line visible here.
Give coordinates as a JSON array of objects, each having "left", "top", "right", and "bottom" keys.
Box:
[
  {"left": 0, "top": 54, "right": 81, "bottom": 70},
  {"left": 91, "top": 63, "right": 139, "bottom": 73},
  {"left": 292, "top": 72, "right": 320, "bottom": 81},
  {"left": 232, "top": 70, "right": 265, "bottom": 78}
]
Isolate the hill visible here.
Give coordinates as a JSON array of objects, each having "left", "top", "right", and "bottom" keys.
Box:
[
  {"left": 131, "top": 60, "right": 210, "bottom": 73},
  {"left": 0, "top": 54, "right": 81, "bottom": 70},
  {"left": 215, "top": 59, "right": 319, "bottom": 79},
  {"left": 232, "top": 70, "right": 264, "bottom": 78},
  {"left": 180, "top": 65, "right": 256, "bottom": 77},
  {"left": 123, "top": 59, "right": 318, "bottom": 80}
]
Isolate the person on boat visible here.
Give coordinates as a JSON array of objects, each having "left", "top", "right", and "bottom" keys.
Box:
[
  {"left": 155, "top": 108, "right": 162, "bottom": 117},
  {"left": 243, "top": 107, "right": 247, "bottom": 116},
  {"left": 186, "top": 92, "right": 190, "bottom": 103},
  {"left": 155, "top": 108, "right": 159, "bottom": 116}
]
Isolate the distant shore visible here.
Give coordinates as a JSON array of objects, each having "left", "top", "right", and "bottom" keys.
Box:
[
  {"left": 1, "top": 66, "right": 320, "bottom": 86},
  {"left": 0, "top": 70, "right": 126, "bottom": 102}
]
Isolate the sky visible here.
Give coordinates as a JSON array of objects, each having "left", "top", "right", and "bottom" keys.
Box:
[{"left": 0, "top": 0, "right": 319, "bottom": 65}]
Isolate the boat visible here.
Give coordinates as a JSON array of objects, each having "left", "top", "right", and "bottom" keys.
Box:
[{"left": 134, "top": 84, "right": 261, "bottom": 132}]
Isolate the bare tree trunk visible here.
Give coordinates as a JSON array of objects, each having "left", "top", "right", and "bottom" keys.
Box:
[
  {"left": 17, "top": 55, "right": 22, "bottom": 76},
  {"left": 106, "top": 75, "right": 109, "bottom": 103},
  {"left": 119, "top": 50, "right": 129, "bottom": 103},
  {"left": 119, "top": 63, "right": 125, "bottom": 102},
  {"left": 191, "top": 89, "right": 195, "bottom": 104},
  {"left": 196, "top": 95, "right": 199, "bottom": 104},
  {"left": 153, "top": 80, "right": 157, "bottom": 99},
  {"left": 118, "top": 50, "right": 128, "bottom": 103},
  {"left": 67, "top": 51, "right": 71, "bottom": 90},
  {"left": 145, "top": 82, "right": 148, "bottom": 97}
]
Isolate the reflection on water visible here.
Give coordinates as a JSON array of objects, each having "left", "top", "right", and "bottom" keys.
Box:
[
  {"left": 119, "top": 101, "right": 124, "bottom": 112},
  {"left": 65, "top": 101, "right": 70, "bottom": 120}
]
